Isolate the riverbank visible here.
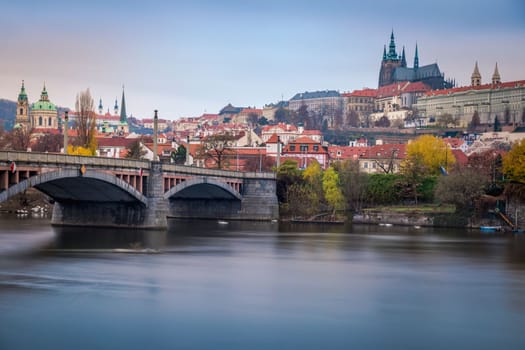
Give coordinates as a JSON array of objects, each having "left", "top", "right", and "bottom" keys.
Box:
[{"left": 0, "top": 188, "right": 52, "bottom": 214}]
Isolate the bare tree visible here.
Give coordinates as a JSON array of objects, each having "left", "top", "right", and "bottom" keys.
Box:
[
  {"left": 3, "top": 127, "right": 33, "bottom": 151},
  {"left": 32, "top": 133, "right": 63, "bottom": 153},
  {"left": 75, "top": 89, "right": 97, "bottom": 148},
  {"left": 196, "top": 133, "right": 236, "bottom": 169}
]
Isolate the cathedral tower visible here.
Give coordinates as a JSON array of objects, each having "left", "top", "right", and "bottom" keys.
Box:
[
  {"left": 378, "top": 30, "right": 402, "bottom": 87},
  {"left": 492, "top": 63, "right": 501, "bottom": 85},
  {"left": 471, "top": 61, "right": 482, "bottom": 86},
  {"left": 15, "top": 80, "right": 30, "bottom": 128}
]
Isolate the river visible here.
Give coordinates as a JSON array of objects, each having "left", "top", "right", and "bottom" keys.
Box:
[{"left": 1, "top": 214, "right": 525, "bottom": 350}]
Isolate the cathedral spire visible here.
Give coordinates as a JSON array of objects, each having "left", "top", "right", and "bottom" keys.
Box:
[
  {"left": 414, "top": 43, "right": 419, "bottom": 69},
  {"left": 471, "top": 61, "right": 481, "bottom": 86},
  {"left": 120, "top": 86, "right": 127, "bottom": 124},
  {"left": 383, "top": 45, "right": 387, "bottom": 60},
  {"left": 40, "top": 83, "right": 49, "bottom": 101},
  {"left": 98, "top": 98, "right": 103, "bottom": 115},
  {"left": 492, "top": 62, "right": 501, "bottom": 85},
  {"left": 114, "top": 98, "right": 119, "bottom": 115},
  {"left": 401, "top": 46, "right": 407, "bottom": 67},
  {"left": 388, "top": 30, "right": 397, "bottom": 59},
  {"left": 18, "top": 80, "right": 28, "bottom": 102}
]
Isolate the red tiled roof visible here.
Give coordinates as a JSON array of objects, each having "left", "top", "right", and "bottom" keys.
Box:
[
  {"left": 451, "top": 149, "right": 468, "bottom": 166},
  {"left": 261, "top": 123, "right": 297, "bottom": 133},
  {"left": 362, "top": 144, "right": 407, "bottom": 159},
  {"left": 424, "top": 80, "right": 525, "bottom": 97},
  {"left": 291, "top": 136, "right": 319, "bottom": 144},
  {"left": 96, "top": 137, "right": 136, "bottom": 147},
  {"left": 328, "top": 146, "right": 369, "bottom": 160},
  {"left": 402, "top": 81, "right": 432, "bottom": 93},
  {"left": 266, "top": 133, "right": 279, "bottom": 143},
  {"left": 302, "top": 130, "right": 322, "bottom": 135},
  {"left": 342, "top": 88, "right": 378, "bottom": 98},
  {"left": 377, "top": 81, "right": 431, "bottom": 98}
]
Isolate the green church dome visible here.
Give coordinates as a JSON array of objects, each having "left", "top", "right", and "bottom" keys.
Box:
[{"left": 31, "top": 100, "right": 57, "bottom": 111}]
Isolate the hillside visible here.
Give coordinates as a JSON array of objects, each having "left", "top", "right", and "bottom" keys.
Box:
[
  {"left": 0, "top": 99, "right": 16, "bottom": 130},
  {"left": 0, "top": 99, "right": 70, "bottom": 131}
]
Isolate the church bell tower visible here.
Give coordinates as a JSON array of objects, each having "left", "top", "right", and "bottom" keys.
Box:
[{"left": 15, "top": 80, "right": 30, "bottom": 128}]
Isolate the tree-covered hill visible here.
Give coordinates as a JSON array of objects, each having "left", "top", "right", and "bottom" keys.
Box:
[{"left": 0, "top": 99, "right": 16, "bottom": 130}]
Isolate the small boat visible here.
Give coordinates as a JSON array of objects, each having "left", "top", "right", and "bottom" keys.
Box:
[
  {"left": 217, "top": 220, "right": 229, "bottom": 225},
  {"left": 378, "top": 223, "right": 393, "bottom": 227},
  {"left": 480, "top": 226, "right": 502, "bottom": 232}
]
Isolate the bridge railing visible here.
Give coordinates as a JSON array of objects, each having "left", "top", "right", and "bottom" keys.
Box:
[
  {"left": 0, "top": 151, "right": 276, "bottom": 179},
  {"left": 162, "top": 164, "right": 275, "bottom": 179},
  {"left": 0, "top": 151, "right": 149, "bottom": 170}
]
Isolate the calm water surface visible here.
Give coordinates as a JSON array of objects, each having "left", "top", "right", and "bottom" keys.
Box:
[{"left": 1, "top": 214, "right": 525, "bottom": 350}]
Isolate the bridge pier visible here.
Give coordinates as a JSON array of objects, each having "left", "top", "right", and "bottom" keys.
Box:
[
  {"left": 239, "top": 178, "right": 279, "bottom": 220},
  {"left": 142, "top": 162, "right": 169, "bottom": 229}
]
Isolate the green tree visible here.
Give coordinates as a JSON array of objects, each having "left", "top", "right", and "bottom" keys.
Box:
[
  {"left": 274, "top": 107, "right": 290, "bottom": 123},
  {"left": 125, "top": 139, "right": 147, "bottom": 160},
  {"left": 504, "top": 107, "right": 511, "bottom": 125},
  {"left": 493, "top": 115, "right": 501, "bottom": 132},
  {"left": 276, "top": 160, "right": 303, "bottom": 205},
  {"left": 287, "top": 183, "right": 318, "bottom": 218},
  {"left": 375, "top": 115, "right": 390, "bottom": 127},
  {"left": 435, "top": 167, "right": 487, "bottom": 215},
  {"left": 468, "top": 111, "right": 480, "bottom": 132},
  {"left": 322, "top": 166, "right": 345, "bottom": 216},
  {"left": 399, "top": 154, "right": 426, "bottom": 205},
  {"left": 170, "top": 145, "right": 186, "bottom": 164},
  {"left": 365, "top": 173, "right": 402, "bottom": 205},
  {"left": 347, "top": 110, "right": 360, "bottom": 128},
  {"left": 335, "top": 160, "right": 369, "bottom": 212}
]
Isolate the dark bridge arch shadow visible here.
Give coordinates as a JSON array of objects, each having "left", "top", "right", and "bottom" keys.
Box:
[
  {"left": 1, "top": 169, "right": 147, "bottom": 205},
  {"left": 164, "top": 177, "right": 242, "bottom": 220}
]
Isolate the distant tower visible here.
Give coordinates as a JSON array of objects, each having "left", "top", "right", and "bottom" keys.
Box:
[
  {"left": 120, "top": 87, "right": 127, "bottom": 123},
  {"left": 118, "top": 86, "right": 129, "bottom": 134},
  {"left": 98, "top": 98, "right": 103, "bottom": 115},
  {"left": 378, "top": 30, "right": 402, "bottom": 87},
  {"left": 15, "top": 80, "right": 30, "bottom": 128},
  {"left": 492, "top": 63, "right": 501, "bottom": 85},
  {"left": 114, "top": 98, "right": 119, "bottom": 115},
  {"left": 413, "top": 43, "right": 419, "bottom": 70},
  {"left": 471, "top": 61, "right": 482, "bottom": 86},
  {"left": 400, "top": 46, "right": 407, "bottom": 67}
]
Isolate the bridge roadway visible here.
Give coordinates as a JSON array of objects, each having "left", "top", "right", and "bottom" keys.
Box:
[{"left": 0, "top": 151, "right": 278, "bottom": 229}]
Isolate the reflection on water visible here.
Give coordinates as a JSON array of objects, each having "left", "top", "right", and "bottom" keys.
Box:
[{"left": 1, "top": 214, "right": 525, "bottom": 350}]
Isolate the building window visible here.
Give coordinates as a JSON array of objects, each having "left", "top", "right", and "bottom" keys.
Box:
[
  {"left": 20, "top": 108, "right": 23, "bottom": 115},
  {"left": 364, "top": 162, "right": 368, "bottom": 169},
  {"left": 313, "top": 145, "right": 319, "bottom": 152},
  {"left": 48, "top": 118, "right": 52, "bottom": 126},
  {"left": 290, "top": 145, "right": 296, "bottom": 151},
  {"left": 300, "top": 145, "right": 308, "bottom": 152},
  {"left": 38, "top": 116, "right": 43, "bottom": 126}
]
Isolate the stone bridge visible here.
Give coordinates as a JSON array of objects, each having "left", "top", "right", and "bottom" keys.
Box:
[{"left": 0, "top": 151, "right": 278, "bottom": 229}]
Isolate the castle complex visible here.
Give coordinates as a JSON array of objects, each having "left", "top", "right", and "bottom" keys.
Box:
[{"left": 378, "top": 31, "right": 454, "bottom": 90}]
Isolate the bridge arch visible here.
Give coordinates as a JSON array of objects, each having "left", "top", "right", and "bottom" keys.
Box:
[
  {"left": 163, "top": 177, "right": 242, "bottom": 201},
  {"left": 0, "top": 169, "right": 147, "bottom": 205}
]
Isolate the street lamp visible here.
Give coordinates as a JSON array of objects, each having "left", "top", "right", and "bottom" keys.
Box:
[{"left": 63, "top": 111, "right": 68, "bottom": 154}]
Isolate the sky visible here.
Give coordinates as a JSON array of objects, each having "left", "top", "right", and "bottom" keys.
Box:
[{"left": 1, "top": 0, "right": 524, "bottom": 120}]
